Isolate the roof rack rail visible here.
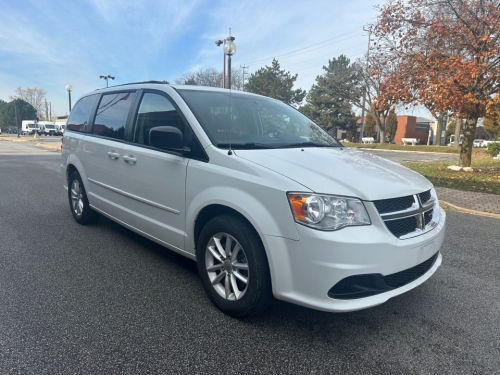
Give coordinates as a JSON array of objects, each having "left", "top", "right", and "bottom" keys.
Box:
[{"left": 95, "top": 81, "right": 169, "bottom": 90}]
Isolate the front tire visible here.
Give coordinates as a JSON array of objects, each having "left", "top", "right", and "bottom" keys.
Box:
[
  {"left": 197, "top": 215, "right": 273, "bottom": 318},
  {"left": 68, "top": 171, "right": 100, "bottom": 225}
]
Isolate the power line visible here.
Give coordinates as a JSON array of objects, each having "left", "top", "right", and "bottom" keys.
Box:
[
  {"left": 292, "top": 51, "right": 366, "bottom": 79},
  {"left": 280, "top": 43, "right": 366, "bottom": 71},
  {"left": 246, "top": 32, "right": 361, "bottom": 66},
  {"left": 245, "top": 27, "right": 362, "bottom": 65}
]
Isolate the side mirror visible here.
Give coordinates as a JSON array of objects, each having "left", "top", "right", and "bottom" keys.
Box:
[{"left": 149, "top": 126, "right": 185, "bottom": 151}]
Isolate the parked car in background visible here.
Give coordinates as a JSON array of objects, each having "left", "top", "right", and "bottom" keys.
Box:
[
  {"left": 482, "top": 137, "right": 500, "bottom": 148},
  {"left": 38, "top": 121, "right": 57, "bottom": 136},
  {"left": 473, "top": 139, "right": 484, "bottom": 148},
  {"left": 448, "top": 134, "right": 463, "bottom": 146},
  {"left": 37, "top": 123, "right": 47, "bottom": 136},
  {"left": 62, "top": 83, "right": 446, "bottom": 318},
  {"left": 7, "top": 126, "right": 18, "bottom": 134},
  {"left": 54, "top": 123, "right": 65, "bottom": 135}
]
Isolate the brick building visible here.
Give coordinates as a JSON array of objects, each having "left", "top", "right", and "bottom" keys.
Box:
[{"left": 336, "top": 115, "right": 432, "bottom": 144}]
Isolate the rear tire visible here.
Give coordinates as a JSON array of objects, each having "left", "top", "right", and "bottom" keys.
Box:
[
  {"left": 197, "top": 215, "right": 273, "bottom": 318},
  {"left": 68, "top": 171, "right": 100, "bottom": 225}
]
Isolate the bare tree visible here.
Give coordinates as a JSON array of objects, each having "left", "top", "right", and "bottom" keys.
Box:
[
  {"left": 175, "top": 67, "right": 244, "bottom": 90},
  {"left": 10, "top": 87, "right": 47, "bottom": 120}
]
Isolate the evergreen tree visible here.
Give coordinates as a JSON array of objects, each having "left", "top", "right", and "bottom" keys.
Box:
[
  {"left": 300, "top": 55, "right": 360, "bottom": 132},
  {"left": 0, "top": 100, "right": 6, "bottom": 132},
  {"left": 245, "top": 59, "right": 306, "bottom": 106},
  {"left": 0, "top": 99, "right": 37, "bottom": 130},
  {"left": 483, "top": 110, "right": 500, "bottom": 140}
]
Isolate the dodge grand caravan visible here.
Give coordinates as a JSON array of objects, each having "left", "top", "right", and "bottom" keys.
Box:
[{"left": 61, "top": 83, "right": 446, "bottom": 317}]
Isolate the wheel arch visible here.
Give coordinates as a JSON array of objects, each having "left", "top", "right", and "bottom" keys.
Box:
[
  {"left": 193, "top": 204, "right": 278, "bottom": 294},
  {"left": 194, "top": 204, "right": 259, "bottom": 251},
  {"left": 65, "top": 154, "right": 90, "bottom": 193}
]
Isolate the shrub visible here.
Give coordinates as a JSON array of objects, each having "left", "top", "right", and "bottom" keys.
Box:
[{"left": 486, "top": 142, "right": 500, "bottom": 157}]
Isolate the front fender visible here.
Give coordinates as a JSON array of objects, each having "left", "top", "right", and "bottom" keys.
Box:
[{"left": 186, "top": 185, "right": 299, "bottom": 253}]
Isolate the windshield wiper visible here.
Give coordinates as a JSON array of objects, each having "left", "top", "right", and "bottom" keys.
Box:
[
  {"left": 216, "top": 142, "right": 277, "bottom": 149},
  {"left": 276, "top": 142, "right": 338, "bottom": 148}
]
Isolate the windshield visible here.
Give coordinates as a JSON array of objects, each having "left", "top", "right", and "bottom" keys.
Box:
[
  {"left": 45, "top": 125, "right": 55, "bottom": 129},
  {"left": 28, "top": 124, "right": 36, "bottom": 128},
  {"left": 177, "top": 89, "right": 340, "bottom": 149}
]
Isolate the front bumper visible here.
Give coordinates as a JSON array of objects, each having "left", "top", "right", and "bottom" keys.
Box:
[{"left": 263, "top": 207, "right": 446, "bottom": 312}]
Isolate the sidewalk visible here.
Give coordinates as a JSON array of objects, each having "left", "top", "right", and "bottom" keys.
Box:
[{"left": 435, "top": 186, "right": 500, "bottom": 217}]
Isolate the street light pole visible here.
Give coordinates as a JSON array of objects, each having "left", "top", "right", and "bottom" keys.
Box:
[
  {"left": 223, "top": 35, "right": 236, "bottom": 90},
  {"left": 215, "top": 39, "right": 226, "bottom": 88},
  {"left": 359, "top": 26, "right": 371, "bottom": 142},
  {"left": 99, "top": 75, "right": 115, "bottom": 88},
  {"left": 65, "top": 85, "right": 72, "bottom": 112}
]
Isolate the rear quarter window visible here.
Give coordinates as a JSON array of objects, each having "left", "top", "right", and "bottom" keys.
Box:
[
  {"left": 92, "top": 92, "right": 135, "bottom": 141},
  {"left": 67, "top": 95, "right": 98, "bottom": 133}
]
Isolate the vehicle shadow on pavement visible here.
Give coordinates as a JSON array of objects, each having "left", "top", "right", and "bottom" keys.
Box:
[{"left": 96, "top": 215, "right": 199, "bottom": 277}]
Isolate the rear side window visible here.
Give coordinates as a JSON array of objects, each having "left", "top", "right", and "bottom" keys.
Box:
[
  {"left": 67, "top": 95, "right": 97, "bottom": 133},
  {"left": 93, "top": 92, "right": 135, "bottom": 141}
]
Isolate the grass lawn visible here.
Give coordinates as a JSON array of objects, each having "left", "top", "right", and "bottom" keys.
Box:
[{"left": 403, "top": 158, "right": 500, "bottom": 195}]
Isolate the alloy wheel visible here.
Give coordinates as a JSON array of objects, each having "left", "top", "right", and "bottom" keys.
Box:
[
  {"left": 205, "top": 233, "right": 249, "bottom": 301},
  {"left": 70, "top": 179, "right": 84, "bottom": 217}
]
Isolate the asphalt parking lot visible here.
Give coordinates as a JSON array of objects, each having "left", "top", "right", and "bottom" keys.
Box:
[
  {"left": 360, "top": 149, "right": 458, "bottom": 163},
  {"left": 0, "top": 143, "right": 499, "bottom": 374}
]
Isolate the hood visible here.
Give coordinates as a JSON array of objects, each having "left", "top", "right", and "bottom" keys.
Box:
[{"left": 234, "top": 147, "right": 432, "bottom": 201}]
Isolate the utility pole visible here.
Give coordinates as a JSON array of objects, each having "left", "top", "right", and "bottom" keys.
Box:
[
  {"left": 358, "top": 26, "right": 372, "bottom": 143},
  {"left": 240, "top": 64, "right": 248, "bottom": 91},
  {"left": 14, "top": 100, "right": 19, "bottom": 138},
  {"left": 45, "top": 99, "right": 49, "bottom": 121}
]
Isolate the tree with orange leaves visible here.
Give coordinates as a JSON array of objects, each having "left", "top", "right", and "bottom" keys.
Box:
[{"left": 373, "top": 0, "right": 500, "bottom": 166}]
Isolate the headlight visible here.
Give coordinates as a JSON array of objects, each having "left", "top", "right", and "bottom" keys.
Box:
[{"left": 287, "top": 193, "right": 371, "bottom": 231}]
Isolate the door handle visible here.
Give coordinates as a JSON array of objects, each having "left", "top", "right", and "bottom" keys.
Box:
[
  {"left": 123, "top": 155, "right": 137, "bottom": 164},
  {"left": 108, "top": 151, "right": 120, "bottom": 160}
]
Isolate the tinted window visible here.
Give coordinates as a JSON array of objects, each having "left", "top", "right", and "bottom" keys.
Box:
[
  {"left": 67, "top": 95, "right": 97, "bottom": 132},
  {"left": 93, "top": 92, "right": 135, "bottom": 141},
  {"left": 132, "top": 92, "right": 186, "bottom": 146}
]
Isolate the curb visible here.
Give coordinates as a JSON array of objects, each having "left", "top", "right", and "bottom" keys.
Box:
[
  {"left": 0, "top": 137, "right": 40, "bottom": 142},
  {"left": 35, "top": 143, "right": 62, "bottom": 152},
  {"left": 439, "top": 201, "right": 500, "bottom": 219}
]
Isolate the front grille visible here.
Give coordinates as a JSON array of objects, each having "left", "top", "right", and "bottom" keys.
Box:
[
  {"left": 373, "top": 190, "right": 437, "bottom": 239},
  {"left": 383, "top": 252, "right": 439, "bottom": 288},
  {"left": 424, "top": 209, "right": 433, "bottom": 226},
  {"left": 373, "top": 195, "right": 415, "bottom": 214},
  {"left": 385, "top": 216, "right": 418, "bottom": 237},
  {"left": 419, "top": 190, "right": 431, "bottom": 205}
]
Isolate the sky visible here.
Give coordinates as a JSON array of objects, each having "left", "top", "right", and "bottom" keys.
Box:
[{"left": 0, "top": 0, "right": 430, "bottom": 119}]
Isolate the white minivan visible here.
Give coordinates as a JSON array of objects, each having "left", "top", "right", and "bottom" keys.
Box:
[{"left": 61, "top": 83, "right": 446, "bottom": 317}]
